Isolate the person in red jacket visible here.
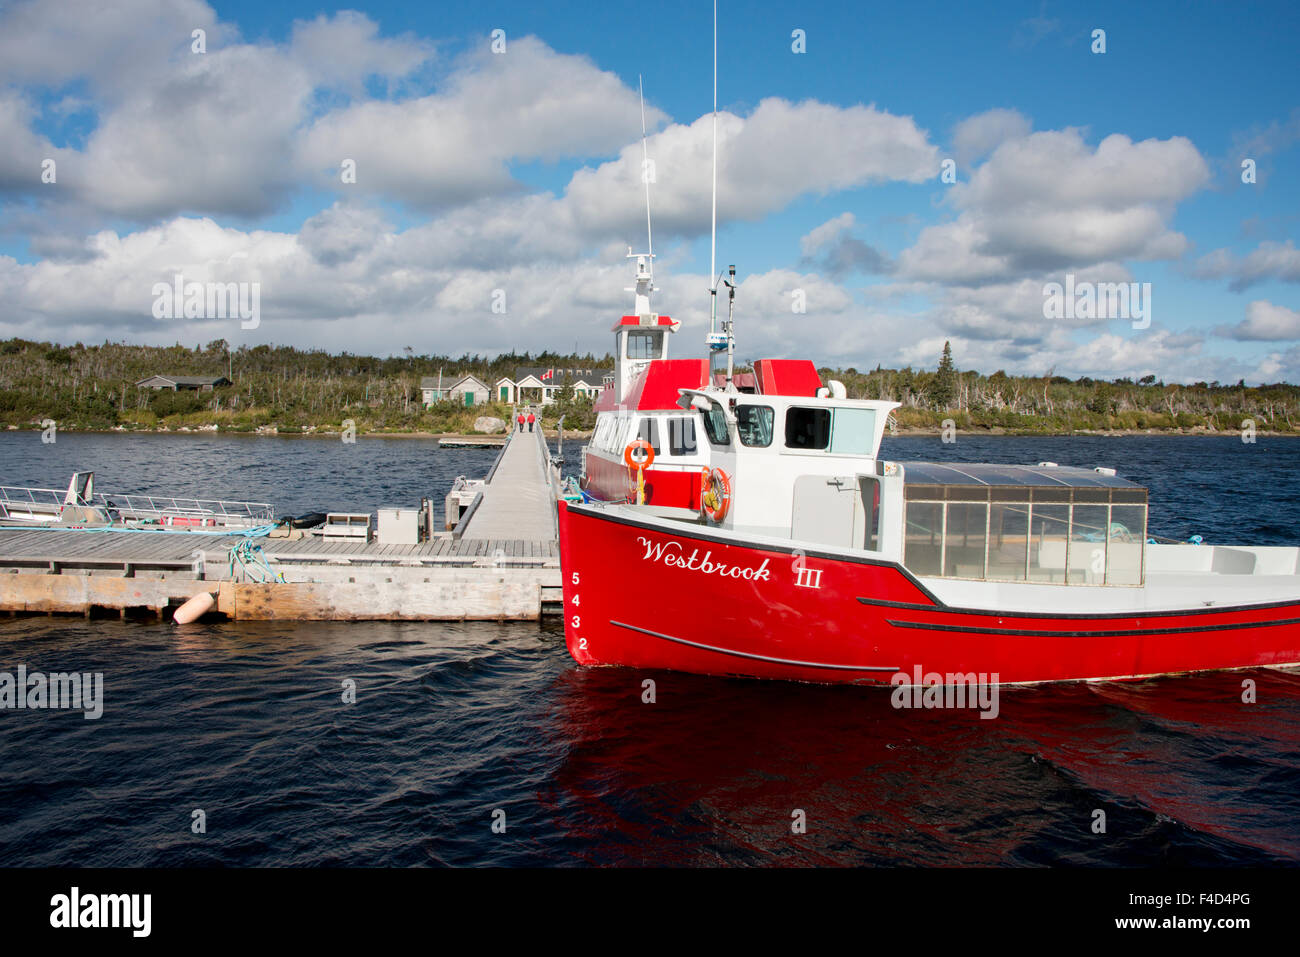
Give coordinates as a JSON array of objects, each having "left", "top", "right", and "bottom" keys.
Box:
[
  {"left": 526, "top": 410, "right": 536, "bottom": 433},
  {"left": 516, "top": 411, "right": 525, "bottom": 432}
]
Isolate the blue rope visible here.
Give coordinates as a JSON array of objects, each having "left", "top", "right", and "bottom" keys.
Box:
[{"left": 227, "top": 537, "right": 285, "bottom": 583}]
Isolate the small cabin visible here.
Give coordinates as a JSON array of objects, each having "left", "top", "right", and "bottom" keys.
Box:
[
  {"left": 424, "top": 375, "right": 489, "bottom": 407},
  {"left": 136, "top": 375, "right": 230, "bottom": 392}
]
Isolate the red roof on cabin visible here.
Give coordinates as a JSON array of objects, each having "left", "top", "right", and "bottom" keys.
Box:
[
  {"left": 594, "top": 358, "right": 710, "bottom": 412},
  {"left": 611, "top": 314, "right": 679, "bottom": 332},
  {"left": 753, "top": 359, "right": 822, "bottom": 397}
]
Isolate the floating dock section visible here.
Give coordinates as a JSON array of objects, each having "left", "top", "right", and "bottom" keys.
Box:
[{"left": 0, "top": 429, "right": 563, "bottom": 622}]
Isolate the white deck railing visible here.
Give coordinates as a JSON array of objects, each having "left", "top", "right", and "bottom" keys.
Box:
[
  {"left": 94, "top": 493, "right": 275, "bottom": 526},
  {"left": 0, "top": 485, "right": 73, "bottom": 520}
]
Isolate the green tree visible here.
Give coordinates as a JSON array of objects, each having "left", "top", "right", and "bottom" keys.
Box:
[{"left": 932, "top": 340, "right": 957, "bottom": 409}]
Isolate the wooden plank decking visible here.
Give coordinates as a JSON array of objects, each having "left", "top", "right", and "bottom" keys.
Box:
[{"left": 0, "top": 428, "right": 562, "bottom": 620}]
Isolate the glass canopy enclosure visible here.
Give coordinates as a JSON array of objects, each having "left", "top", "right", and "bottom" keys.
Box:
[{"left": 900, "top": 462, "right": 1148, "bottom": 586}]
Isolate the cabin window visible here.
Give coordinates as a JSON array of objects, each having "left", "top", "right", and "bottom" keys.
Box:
[
  {"left": 1106, "top": 504, "right": 1146, "bottom": 585},
  {"left": 626, "top": 331, "right": 662, "bottom": 360},
  {"left": 830, "top": 408, "right": 877, "bottom": 455},
  {"left": 986, "top": 503, "right": 1030, "bottom": 581},
  {"left": 904, "top": 501, "right": 944, "bottom": 576},
  {"left": 736, "top": 405, "right": 774, "bottom": 447},
  {"left": 636, "top": 418, "right": 661, "bottom": 455},
  {"left": 1068, "top": 505, "right": 1110, "bottom": 584},
  {"left": 943, "top": 503, "right": 988, "bottom": 578},
  {"left": 668, "top": 417, "right": 697, "bottom": 456},
  {"left": 784, "top": 407, "right": 830, "bottom": 450},
  {"left": 1028, "top": 505, "right": 1069, "bottom": 583},
  {"left": 902, "top": 488, "right": 1146, "bottom": 585},
  {"left": 701, "top": 406, "right": 731, "bottom": 447}
]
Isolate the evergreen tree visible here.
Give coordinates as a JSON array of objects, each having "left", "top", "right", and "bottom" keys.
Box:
[{"left": 933, "top": 340, "right": 957, "bottom": 409}]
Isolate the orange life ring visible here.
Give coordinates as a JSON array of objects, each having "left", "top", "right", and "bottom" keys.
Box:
[
  {"left": 700, "top": 466, "right": 732, "bottom": 523},
  {"left": 624, "top": 439, "right": 655, "bottom": 471}
]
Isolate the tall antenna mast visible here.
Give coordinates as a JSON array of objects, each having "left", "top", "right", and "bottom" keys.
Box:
[
  {"left": 708, "top": 0, "right": 718, "bottom": 340},
  {"left": 703, "top": 0, "right": 729, "bottom": 361},
  {"left": 639, "top": 75, "right": 653, "bottom": 260},
  {"left": 626, "top": 77, "right": 656, "bottom": 320}
]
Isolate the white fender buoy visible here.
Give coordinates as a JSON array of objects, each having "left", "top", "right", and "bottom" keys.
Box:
[{"left": 173, "top": 591, "right": 215, "bottom": 624}]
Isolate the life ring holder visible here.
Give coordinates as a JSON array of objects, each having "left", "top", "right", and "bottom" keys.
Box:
[
  {"left": 624, "top": 439, "right": 655, "bottom": 471},
  {"left": 700, "top": 467, "right": 732, "bottom": 523}
]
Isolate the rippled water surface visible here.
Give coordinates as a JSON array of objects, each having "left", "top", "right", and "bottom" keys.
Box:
[{"left": 1, "top": 432, "right": 1298, "bottom": 865}]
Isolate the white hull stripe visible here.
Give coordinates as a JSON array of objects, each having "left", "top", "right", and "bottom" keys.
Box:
[{"left": 609, "top": 620, "right": 899, "bottom": 672}]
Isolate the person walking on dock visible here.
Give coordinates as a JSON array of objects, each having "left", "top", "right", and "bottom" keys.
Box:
[
  {"left": 527, "top": 410, "right": 536, "bottom": 433},
  {"left": 516, "top": 411, "right": 525, "bottom": 433}
]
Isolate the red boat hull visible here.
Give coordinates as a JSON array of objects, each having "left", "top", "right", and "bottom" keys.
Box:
[{"left": 557, "top": 502, "right": 1300, "bottom": 684}]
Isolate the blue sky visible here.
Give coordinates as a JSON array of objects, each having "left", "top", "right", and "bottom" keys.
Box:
[{"left": 0, "top": 0, "right": 1297, "bottom": 382}]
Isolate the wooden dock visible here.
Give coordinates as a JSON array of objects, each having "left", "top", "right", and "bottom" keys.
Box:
[{"left": 0, "top": 429, "right": 563, "bottom": 621}]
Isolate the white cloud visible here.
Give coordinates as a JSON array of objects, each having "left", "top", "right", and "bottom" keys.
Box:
[
  {"left": 1216, "top": 300, "right": 1300, "bottom": 341},
  {"left": 563, "top": 99, "right": 939, "bottom": 240},
  {"left": 952, "top": 108, "right": 1031, "bottom": 167},
  {"left": 73, "top": 44, "right": 315, "bottom": 219},
  {"left": 0, "top": 0, "right": 223, "bottom": 100},
  {"left": 897, "top": 130, "right": 1210, "bottom": 283},
  {"left": 798, "top": 213, "right": 892, "bottom": 277},
  {"left": 1194, "top": 240, "right": 1300, "bottom": 291},
  {"left": 0, "top": 91, "right": 77, "bottom": 192},
  {"left": 288, "top": 11, "right": 431, "bottom": 91},
  {"left": 297, "top": 37, "right": 662, "bottom": 210}
]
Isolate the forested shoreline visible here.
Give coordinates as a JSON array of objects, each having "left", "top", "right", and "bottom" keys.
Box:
[{"left": 1, "top": 338, "right": 1296, "bottom": 436}]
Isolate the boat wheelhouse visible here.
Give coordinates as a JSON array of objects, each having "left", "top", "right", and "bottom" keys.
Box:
[{"left": 579, "top": 252, "right": 839, "bottom": 509}]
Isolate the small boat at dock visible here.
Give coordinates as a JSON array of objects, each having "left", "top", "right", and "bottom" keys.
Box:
[{"left": 0, "top": 471, "right": 275, "bottom": 530}]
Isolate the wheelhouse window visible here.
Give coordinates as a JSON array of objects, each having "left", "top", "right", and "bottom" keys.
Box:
[
  {"left": 902, "top": 478, "right": 1147, "bottom": 586},
  {"left": 636, "top": 418, "right": 660, "bottom": 455},
  {"left": 736, "top": 405, "right": 774, "bottom": 447},
  {"left": 626, "top": 331, "right": 662, "bottom": 360},
  {"left": 830, "top": 407, "right": 877, "bottom": 455},
  {"left": 668, "top": 417, "right": 697, "bottom": 456},
  {"left": 784, "top": 407, "right": 830, "bottom": 450},
  {"left": 701, "top": 406, "right": 730, "bottom": 447}
]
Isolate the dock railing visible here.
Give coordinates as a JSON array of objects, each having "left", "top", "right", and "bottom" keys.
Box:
[
  {"left": 0, "top": 485, "right": 74, "bottom": 521},
  {"left": 95, "top": 492, "right": 275, "bottom": 526}
]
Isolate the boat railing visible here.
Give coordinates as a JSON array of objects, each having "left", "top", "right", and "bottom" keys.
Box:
[
  {"left": 94, "top": 493, "right": 275, "bottom": 526},
  {"left": 0, "top": 485, "right": 76, "bottom": 518}
]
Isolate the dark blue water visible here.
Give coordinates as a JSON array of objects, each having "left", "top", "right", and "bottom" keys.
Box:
[{"left": 1, "top": 432, "right": 1298, "bottom": 865}]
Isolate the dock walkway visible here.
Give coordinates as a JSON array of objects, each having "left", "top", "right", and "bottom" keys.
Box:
[{"left": 459, "top": 427, "right": 557, "bottom": 542}]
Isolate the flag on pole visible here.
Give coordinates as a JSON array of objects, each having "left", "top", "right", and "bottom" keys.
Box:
[{"left": 541, "top": 369, "right": 553, "bottom": 381}]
